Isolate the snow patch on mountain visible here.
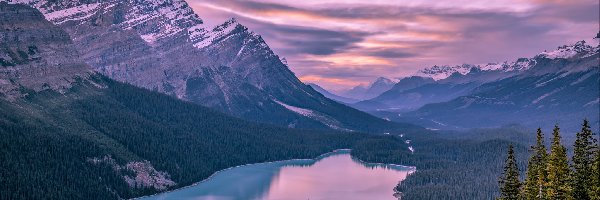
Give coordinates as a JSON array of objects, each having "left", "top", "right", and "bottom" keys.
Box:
[
  {"left": 192, "top": 18, "right": 239, "bottom": 49},
  {"left": 570, "top": 71, "right": 596, "bottom": 86},
  {"left": 479, "top": 58, "right": 535, "bottom": 72},
  {"left": 44, "top": 3, "right": 100, "bottom": 24},
  {"left": 416, "top": 59, "right": 536, "bottom": 81},
  {"left": 532, "top": 88, "right": 561, "bottom": 104},
  {"left": 479, "top": 63, "right": 505, "bottom": 71},
  {"left": 342, "top": 77, "right": 396, "bottom": 100},
  {"left": 538, "top": 41, "right": 598, "bottom": 59},
  {"left": 274, "top": 99, "right": 314, "bottom": 117},
  {"left": 120, "top": 0, "right": 202, "bottom": 44},
  {"left": 273, "top": 99, "right": 351, "bottom": 131},
  {"left": 415, "top": 64, "right": 474, "bottom": 81},
  {"left": 372, "top": 77, "right": 396, "bottom": 86},
  {"left": 8, "top": 0, "right": 204, "bottom": 45},
  {"left": 414, "top": 41, "right": 597, "bottom": 81},
  {"left": 584, "top": 98, "right": 599, "bottom": 107},
  {"left": 535, "top": 75, "right": 561, "bottom": 87},
  {"left": 6, "top": 0, "right": 267, "bottom": 55}
]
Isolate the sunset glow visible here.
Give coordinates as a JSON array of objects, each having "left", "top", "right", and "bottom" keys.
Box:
[{"left": 188, "top": 0, "right": 598, "bottom": 90}]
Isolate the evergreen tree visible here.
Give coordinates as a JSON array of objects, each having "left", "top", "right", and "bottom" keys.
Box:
[
  {"left": 499, "top": 144, "right": 522, "bottom": 200},
  {"left": 572, "top": 119, "right": 596, "bottom": 200},
  {"left": 523, "top": 128, "right": 548, "bottom": 200},
  {"left": 590, "top": 143, "right": 600, "bottom": 200},
  {"left": 546, "top": 125, "right": 573, "bottom": 200}
]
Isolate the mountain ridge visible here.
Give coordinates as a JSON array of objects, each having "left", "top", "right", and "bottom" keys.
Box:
[
  {"left": 414, "top": 40, "right": 597, "bottom": 81},
  {"left": 363, "top": 40, "right": 599, "bottom": 132},
  {"left": 307, "top": 83, "right": 360, "bottom": 104},
  {"left": 4, "top": 0, "right": 399, "bottom": 132},
  {"left": 341, "top": 77, "right": 396, "bottom": 100},
  {"left": 0, "top": 5, "right": 414, "bottom": 199}
]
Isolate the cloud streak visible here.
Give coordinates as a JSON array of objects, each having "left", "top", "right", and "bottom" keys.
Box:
[{"left": 187, "top": 0, "right": 598, "bottom": 91}]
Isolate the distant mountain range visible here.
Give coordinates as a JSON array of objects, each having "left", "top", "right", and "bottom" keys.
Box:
[
  {"left": 307, "top": 83, "right": 359, "bottom": 104},
  {"left": 350, "top": 40, "right": 599, "bottom": 132},
  {"left": 4, "top": 0, "right": 400, "bottom": 132},
  {"left": 341, "top": 77, "right": 396, "bottom": 100}
]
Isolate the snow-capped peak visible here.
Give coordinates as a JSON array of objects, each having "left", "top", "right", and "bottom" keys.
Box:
[
  {"left": 121, "top": 0, "right": 203, "bottom": 44},
  {"left": 538, "top": 40, "right": 598, "bottom": 59},
  {"left": 7, "top": 0, "right": 204, "bottom": 45},
  {"left": 479, "top": 58, "right": 535, "bottom": 72},
  {"left": 414, "top": 40, "right": 597, "bottom": 81},
  {"left": 415, "top": 64, "right": 475, "bottom": 81},
  {"left": 191, "top": 18, "right": 244, "bottom": 49},
  {"left": 6, "top": 0, "right": 265, "bottom": 51},
  {"left": 415, "top": 59, "right": 537, "bottom": 81},
  {"left": 372, "top": 77, "right": 395, "bottom": 86}
]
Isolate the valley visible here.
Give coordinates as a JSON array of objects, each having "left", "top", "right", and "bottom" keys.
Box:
[
  {"left": 324, "top": 41, "right": 600, "bottom": 133},
  {"left": 0, "top": 1, "right": 598, "bottom": 200}
]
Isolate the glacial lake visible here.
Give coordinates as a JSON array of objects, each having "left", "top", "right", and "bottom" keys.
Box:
[{"left": 139, "top": 149, "right": 415, "bottom": 200}]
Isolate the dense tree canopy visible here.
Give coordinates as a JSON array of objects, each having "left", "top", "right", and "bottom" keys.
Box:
[{"left": 496, "top": 121, "right": 599, "bottom": 200}]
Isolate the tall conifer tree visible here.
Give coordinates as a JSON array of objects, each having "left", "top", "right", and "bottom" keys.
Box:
[
  {"left": 572, "top": 119, "right": 595, "bottom": 200},
  {"left": 590, "top": 143, "right": 600, "bottom": 200},
  {"left": 546, "top": 125, "right": 573, "bottom": 200},
  {"left": 499, "top": 144, "right": 522, "bottom": 200},
  {"left": 523, "top": 128, "right": 548, "bottom": 200}
]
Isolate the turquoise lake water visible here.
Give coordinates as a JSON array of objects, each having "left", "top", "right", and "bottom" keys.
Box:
[{"left": 140, "top": 150, "right": 415, "bottom": 200}]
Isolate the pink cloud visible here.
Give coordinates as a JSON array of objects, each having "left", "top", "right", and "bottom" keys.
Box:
[{"left": 187, "top": 0, "right": 598, "bottom": 91}]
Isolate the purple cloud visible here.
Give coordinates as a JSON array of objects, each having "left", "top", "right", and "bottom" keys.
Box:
[{"left": 186, "top": 0, "right": 599, "bottom": 91}]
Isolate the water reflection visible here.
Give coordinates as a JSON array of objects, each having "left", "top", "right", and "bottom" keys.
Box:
[{"left": 141, "top": 150, "right": 415, "bottom": 200}]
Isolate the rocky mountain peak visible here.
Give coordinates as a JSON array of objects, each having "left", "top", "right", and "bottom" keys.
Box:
[
  {"left": 4, "top": 0, "right": 392, "bottom": 131},
  {"left": 373, "top": 77, "right": 395, "bottom": 86},
  {"left": 7, "top": 0, "right": 204, "bottom": 44},
  {"left": 0, "top": 2, "right": 93, "bottom": 98},
  {"left": 416, "top": 43, "right": 595, "bottom": 82},
  {"left": 537, "top": 40, "right": 598, "bottom": 59},
  {"left": 414, "top": 38, "right": 599, "bottom": 82},
  {"left": 415, "top": 64, "right": 474, "bottom": 81}
]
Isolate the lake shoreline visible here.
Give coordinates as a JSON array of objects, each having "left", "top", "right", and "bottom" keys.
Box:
[{"left": 132, "top": 149, "right": 416, "bottom": 200}]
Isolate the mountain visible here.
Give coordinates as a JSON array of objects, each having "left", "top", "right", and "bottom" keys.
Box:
[
  {"left": 352, "top": 40, "right": 598, "bottom": 115},
  {"left": 4, "top": 0, "right": 396, "bottom": 132},
  {"left": 0, "top": 2, "right": 93, "bottom": 98},
  {"left": 402, "top": 41, "right": 599, "bottom": 132},
  {"left": 342, "top": 77, "right": 396, "bottom": 100},
  {"left": 415, "top": 61, "right": 532, "bottom": 81},
  {"left": 353, "top": 76, "right": 441, "bottom": 111},
  {"left": 414, "top": 64, "right": 475, "bottom": 81},
  {"left": 355, "top": 58, "right": 537, "bottom": 111},
  {"left": 307, "top": 83, "right": 359, "bottom": 104},
  {"left": 0, "top": 4, "right": 413, "bottom": 199}
]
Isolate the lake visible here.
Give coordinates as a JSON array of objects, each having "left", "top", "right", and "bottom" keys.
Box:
[{"left": 139, "top": 149, "right": 415, "bottom": 200}]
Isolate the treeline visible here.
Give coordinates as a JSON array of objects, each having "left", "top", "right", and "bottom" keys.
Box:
[
  {"left": 498, "top": 120, "right": 600, "bottom": 200},
  {"left": 352, "top": 126, "right": 533, "bottom": 199}
]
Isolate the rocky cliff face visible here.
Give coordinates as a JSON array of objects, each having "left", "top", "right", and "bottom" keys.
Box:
[
  {"left": 0, "top": 2, "right": 92, "bottom": 99},
  {"left": 5, "top": 0, "right": 394, "bottom": 131}
]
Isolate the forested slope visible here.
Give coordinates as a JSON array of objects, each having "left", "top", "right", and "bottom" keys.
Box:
[{"left": 0, "top": 76, "right": 412, "bottom": 199}]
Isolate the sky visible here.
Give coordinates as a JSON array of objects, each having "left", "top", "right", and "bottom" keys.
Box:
[{"left": 186, "top": 0, "right": 599, "bottom": 92}]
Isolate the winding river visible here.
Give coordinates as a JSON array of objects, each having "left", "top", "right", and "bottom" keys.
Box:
[{"left": 139, "top": 149, "right": 415, "bottom": 200}]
